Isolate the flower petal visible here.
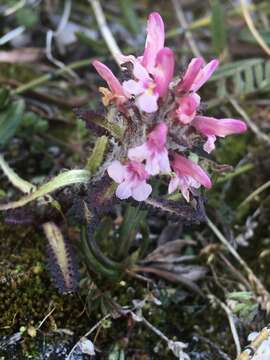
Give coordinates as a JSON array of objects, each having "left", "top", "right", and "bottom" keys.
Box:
[
  {"left": 168, "top": 176, "right": 180, "bottom": 194},
  {"left": 178, "top": 176, "right": 191, "bottom": 202},
  {"left": 133, "top": 61, "right": 151, "bottom": 82},
  {"left": 172, "top": 154, "right": 212, "bottom": 189},
  {"left": 116, "top": 181, "right": 132, "bottom": 199},
  {"left": 107, "top": 160, "right": 126, "bottom": 183},
  {"left": 158, "top": 150, "right": 171, "bottom": 174},
  {"left": 192, "top": 116, "right": 247, "bottom": 137},
  {"left": 178, "top": 57, "right": 204, "bottom": 93},
  {"left": 127, "top": 161, "right": 149, "bottom": 181},
  {"left": 148, "top": 122, "right": 168, "bottom": 150},
  {"left": 203, "top": 135, "right": 216, "bottom": 154},
  {"left": 92, "top": 60, "right": 125, "bottom": 98},
  {"left": 136, "top": 92, "right": 159, "bottom": 113},
  {"left": 116, "top": 53, "right": 137, "bottom": 66},
  {"left": 132, "top": 181, "right": 152, "bottom": 201},
  {"left": 176, "top": 94, "right": 198, "bottom": 124},
  {"left": 192, "top": 93, "right": 201, "bottom": 106},
  {"left": 145, "top": 156, "right": 160, "bottom": 176},
  {"left": 122, "top": 79, "right": 144, "bottom": 96},
  {"left": 153, "top": 47, "right": 175, "bottom": 97},
  {"left": 191, "top": 59, "right": 219, "bottom": 92},
  {"left": 142, "top": 12, "right": 165, "bottom": 73},
  {"left": 128, "top": 143, "right": 149, "bottom": 162}
]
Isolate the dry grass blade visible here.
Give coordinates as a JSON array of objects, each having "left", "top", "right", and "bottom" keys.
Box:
[
  {"left": 238, "top": 180, "right": 270, "bottom": 209},
  {"left": 229, "top": 98, "right": 270, "bottom": 146},
  {"left": 171, "top": 0, "right": 202, "bottom": 57},
  {"left": 0, "top": 48, "right": 44, "bottom": 63},
  {"left": 240, "top": 0, "right": 270, "bottom": 57},
  {"left": 88, "top": 0, "right": 122, "bottom": 66},
  {"left": 208, "top": 295, "right": 241, "bottom": 357}
]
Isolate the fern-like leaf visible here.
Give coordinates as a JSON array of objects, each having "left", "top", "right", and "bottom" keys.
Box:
[{"left": 207, "top": 58, "right": 270, "bottom": 107}]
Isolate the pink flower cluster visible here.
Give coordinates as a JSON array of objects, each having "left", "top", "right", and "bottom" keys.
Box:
[{"left": 92, "top": 12, "right": 247, "bottom": 202}]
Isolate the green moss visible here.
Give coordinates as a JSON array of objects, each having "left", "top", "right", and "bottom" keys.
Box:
[
  {"left": 215, "top": 133, "right": 249, "bottom": 165},
  {"left": 0, "top": 223, "right": 87, "bottom": 337}
]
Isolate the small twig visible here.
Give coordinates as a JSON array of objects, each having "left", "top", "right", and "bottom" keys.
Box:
[
  {"left": 131, "top": 312, "right": 190, "bottom": 359},
  {"left": 206, "top": 215, "right": 270, "bottom": 311},
  {"left": 229, "top": 97, "right": 270, "bottom": 146},
  {"left": 133, "top": 266, "right": 204, "bottom": 296},
  {"left": 240, "top": 0, "right": 270, "bottom": 56},
  {"left": 125, "top": 269, "right": 154, "bottom": 284},
  {"left": 208, "top": 295, "right": 241, "bottom": 357},
  {"left": 215, "top": 163, "right": 254, "bottom": 185},
  {"left": 37, "top": 306, "right": 56, "bottom": 330},
  {"left": 66, "top": 314, "right": 111, "bottom": 360},
  {"left": 171, "top": 0, "right": 202, "bottom": 58},
  {"left": 88, "top": 0, "right": 122, "bottom": 66},
  {"left": 218, "top": 253, "right": 251, "bottom": 290},
  {"left": 195, "top": 335, "right": 232, "bottom": 360},
  {"left": 238, "top": 180, "right": 270, "bottom": 209},
  {"left": 45, "top": 0, "right": 78, "bottom": 79},
  {"left": 12, "top": 58, "right": 91, "bottom": 95},
  {"left": 139, "top": 315, "right": 170, "bottom": 343},
  {"left": 166, "top": 1, "right": 269, "bottom": 39},
  {"left": 3, "top": 0, "right": 26, "bottom": 16},
  {"left": 0, "top": 26, "right": 25, "bottom": 46}
]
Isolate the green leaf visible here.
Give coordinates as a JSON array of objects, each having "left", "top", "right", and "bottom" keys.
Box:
[
  {"left": 210, "top": 0, "right": 227, "bottom": 56},
  {"left": 0, "top": 88, "right": 10, "bottom": 110},
  {"left": 15, "top": 7, "right": 39, "bottom": 29},
  {"left": 76, "top": 108, "right": 125, "bottom": 140},
  {"left": 0, "top": 155, "right": 35, "bottom": 194},
  {"left": 239, "top": 28, "right": 270, "bottom": 45},
  {"left": 80, "top": 225, "right": 120, "bottom": 279},
  {"left": 118, "top": 0, "right": 139, "bottom": 34},
  {"left": 108, "top": 344, "right": 125, "bottom": 360},
  {"left": 85, "top": 136, "right": 108, "bottom": 173},
  {"left": 118, "top": 205, "right": 146, "bottom": 258},
  {"left": 208, "top": 59, "right": 263, "bottom": 81},
  {"left": 0, "top": 169, "right": 91, "bottom": 210},
  {"left": 75, "top": 32, "right": 107, "bottom": 54},
  {"left": 0, "top": 99, "right": 25, "bottom": 146},
  {"left": 206, "top": 58, "right": 270, "bottom": 107},
  {"left": 21, "top": 112, "right": 49, "bottom": 133}
]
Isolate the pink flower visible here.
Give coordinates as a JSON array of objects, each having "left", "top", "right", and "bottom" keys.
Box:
[
  {"left": 178, "top": 57, "right": 219, "bottom": 94},
  {"left": 128, "top": 122, "right": 171, "bottom": 175},
  {"left": 123, "top": 48, "right": 174, "bottom": 113},
  {"left": 176, "top": 93, "right": 200, "bottom": 124},
  {"left": 92, "top": 60, "right": 127, "bottom": 107},
  {"left": 123, "top": 62, "right": 159, "bottom": 113},
  {"left": 115, "top": 12, "right": 165, "bottom": 70},
  {"left": 152, "top": 48, "right": 175, "bottom": 97},
  {"left": 168, "top": 153, "right": 212, "bottom": 202},
  {"left": 107, "top": 160, "right": 152, "bottom": 201},
  {"left": 141, "top": 12, "right": 165, "bottom": 74},
  {"left": 175, "top": 58, "right": 218, "bottom": 124},
  {"left": 122, "top": 12, "right": 174, "bottom": 113},
  {"left": 192, "top": 116, "right": 247, "bottom": 153}
]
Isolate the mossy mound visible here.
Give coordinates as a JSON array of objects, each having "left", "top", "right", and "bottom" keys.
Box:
[{"left": 0, "top": 223, "right": 87, "bottom": 335}]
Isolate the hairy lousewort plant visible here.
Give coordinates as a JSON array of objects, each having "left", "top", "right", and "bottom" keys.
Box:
[
  {"left": 92, "top": 12, "right": 247, "bottom": 204},
  {"left": 0, "top": 11, "right": 248, "bottom": 295}
]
